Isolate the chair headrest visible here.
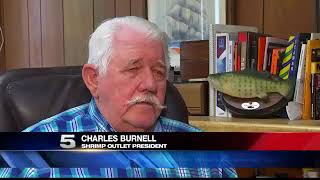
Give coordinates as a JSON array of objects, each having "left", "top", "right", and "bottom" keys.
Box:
[{"left": 0, "top": 66, "right": 188, "bottom": 131}]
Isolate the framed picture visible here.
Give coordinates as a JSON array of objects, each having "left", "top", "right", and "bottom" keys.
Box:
[{"left": 148, "top": 0, "right": 222, "bottom": 42}]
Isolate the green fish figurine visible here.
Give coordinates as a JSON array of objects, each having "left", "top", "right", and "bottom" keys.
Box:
[{"left": 207, "top": 70, "right": 295, "bottom": 100}]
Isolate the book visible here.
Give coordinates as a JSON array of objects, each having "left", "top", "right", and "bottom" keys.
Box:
[
  {"left": 313, "top": 75, "right": 320, "bottom": 119},
  {"left": 240, "top": 41, "right": 247, "bottom": 70},
  {"left": 293, "top": 44, "right": 307, "bottom": 104},
  {"left": 276, "top": 50, "right": 286, "bottom": 75},
  {"left": 238, "top": 32, "right": 249, "bottom": 70},
  {"left": 227, "top": 40, "right": 235, "bottom": 72},
  {"left": 279, "top": 36, "right": 295, "bottom": 80},
  {"left": 236, "top": 42, "right": 241, "bottom": 71},
  {"left": 288, "top": 33, "right": 311, "bottom": 81},
  {"left": 234, "top": 42, "right": 239, "bottom": 71},
  {"left": 270, "top": 48, "right": 285, "bottom": 75},
  {"left": 208, "top": 24, "right": 258, "bottom": 117},
  {"left": 257, "top": 36, "right": 267, "bottom": 71},
  {"left": 311, "top": 48, "right": 320, "bottom": 119},
  {"left": 302, "top": 40, "right": 320, "bottom": 120},
  {"left": 215, "top": 33, "right": 230, "bottom": 117},
  {"left": 249, "top": 33, "right": 267, "bottom": 70},
  {"left": 237, "top": 31, "right": 262, "bottom": 70},
  {"left": 226, "top": 33, "right": 238, "bottom": 73},
  {"left": 263, "top": 37, "right": 288, "bottom": 71}
]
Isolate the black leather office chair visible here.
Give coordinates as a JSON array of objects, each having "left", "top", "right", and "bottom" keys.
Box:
[{"left": 0, "top": 66, "right": 189, "bottom": 132}]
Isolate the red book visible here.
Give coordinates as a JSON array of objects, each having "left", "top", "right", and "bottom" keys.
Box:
[
  {"left": 237, "top": 42, "right": 241, "bottom": 71},
  {"left": 257, "top": 36, "right": 266, "bottom": 71},
  {"left": 238, "top": 32, "right": 248, "bottom": 42},
  {"left": 234, "top": 42, "right": 238, "bottom": 71},
  {"left": 270, "top": 48, "right": 284, "bottom": 75},
  {"left": 238, "top": 32, "right": 248, "bottom": 70}
]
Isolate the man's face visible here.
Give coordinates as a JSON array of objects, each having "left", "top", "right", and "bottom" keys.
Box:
[{"left": 96, "top": 28, "right": 167, "bottom": 132}]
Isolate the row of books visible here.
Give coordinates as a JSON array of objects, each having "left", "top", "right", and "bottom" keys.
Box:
[
  {"left": 303, "top": 39, "right": 320, "bottom": 120},
  {"left": 218, "top": 32, "right": 291, "bottom": 73},
  {"left": 209, "top": 24, "right": 320, "bottom": 120}
]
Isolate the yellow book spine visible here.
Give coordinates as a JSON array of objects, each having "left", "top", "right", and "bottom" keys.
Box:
[{"left": 311, "top": 62, "right": 320, "bottom": 74}]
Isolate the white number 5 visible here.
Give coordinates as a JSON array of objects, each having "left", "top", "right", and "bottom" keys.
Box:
[{"left": 60, "top": 134, "right": 76, "bottom": 149}]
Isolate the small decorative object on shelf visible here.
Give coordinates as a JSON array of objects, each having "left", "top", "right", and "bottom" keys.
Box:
[
  {"left": 222, "top": 93, "right": 288, "bottom": 118},
  {"left": 207, "top": 70, "right": 294, "bottom": 118}
]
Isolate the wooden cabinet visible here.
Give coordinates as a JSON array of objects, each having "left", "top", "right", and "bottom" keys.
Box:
[
  {"left": 180, "top": 40, "right": 209, "bottom": 80},
  {"left": 174, "top": 82, "right": 208, "bottom": 115},
  {"left": 264, "top": 0, "right": 317, "bottom": 39},
  {"left": 228, "top": 0, "right": 318, "bottom": 39}
]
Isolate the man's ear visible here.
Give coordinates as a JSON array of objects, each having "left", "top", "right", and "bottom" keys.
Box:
[{"left": 82, "top": 64, "right": 99, "bottom": 98}]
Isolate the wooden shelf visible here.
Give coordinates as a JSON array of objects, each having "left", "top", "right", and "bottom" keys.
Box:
[{"left": 189, "top": 116, "right": 320, "bottom": 132}]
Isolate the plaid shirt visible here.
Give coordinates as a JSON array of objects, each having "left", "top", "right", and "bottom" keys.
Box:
[
  {"left": 23, "top": 98, "right": 201, "bottom": 133},
  {"left": 0, "top": 168, "right": 237, "bottom": 178},
  {"left": 0, "top": 99, "right": 237, "bottom": 178}
]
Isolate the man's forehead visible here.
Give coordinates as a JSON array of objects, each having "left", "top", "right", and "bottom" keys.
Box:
[{"left": 125, "top": 58, "right": 165, "bottom": 67}]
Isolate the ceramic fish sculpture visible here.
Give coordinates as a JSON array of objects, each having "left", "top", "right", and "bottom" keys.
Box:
[{"left": 207, "top": 70, "right": 295, "bottom": 100}]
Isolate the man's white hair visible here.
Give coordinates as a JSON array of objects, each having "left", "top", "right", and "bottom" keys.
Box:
[{"left": 87, "top": 16, "right": 169, "bottom": 76}]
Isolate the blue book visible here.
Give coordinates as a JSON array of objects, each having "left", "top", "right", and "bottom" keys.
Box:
[{"left": 289, "top": 33, "right": 311, "bottom": 80}]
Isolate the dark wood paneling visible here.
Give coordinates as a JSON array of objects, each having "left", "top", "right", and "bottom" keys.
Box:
[
  {"left": 234, "top": 0, "right": 263, "bottom": 33},
  {"left": 41, "top": 0, "right": 64, "bottom": 67},
  {"left": 28, "top": 0, "right": 42, "bottom": 67},
  {"left": 230, "top": 0, "right": 317, "bottom": 38},
  {"left": 116, "top": 0, "right": 130, "bottom": 17},
  {"left": 64, "top": 0, "right": 93, "bottom": 66},
  {"left": 226, "top": 0, "right": 235, "bottom": 25},
  {"left": 264, "top": 0, "right": 316, "bottom": 39},
  {"left": 93, "top": 0, "right": 115, "bottom": 29},
  {"left": 1, "top": 0, "right": 142, "bottom": 70},
  {"left": 3, "top": 0, "right": 29, "bottom": 69},
  {"left": 131, "top": 0, "right": 146, "bottom": 18},
  {"left": 0, "top": 0, "right": 5, "bottom": 72}
]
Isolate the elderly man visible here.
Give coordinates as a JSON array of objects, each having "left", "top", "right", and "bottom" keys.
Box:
[
  {"left": 24, "top": 16, "right": 198, "bottom": 133},
  {"left": 0, "top": 16, "right": 237, "bottom": 178}
]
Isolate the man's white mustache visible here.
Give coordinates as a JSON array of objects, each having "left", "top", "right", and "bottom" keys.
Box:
[{"left": 127, "top": 94, "right": 166, "bottom": 110}]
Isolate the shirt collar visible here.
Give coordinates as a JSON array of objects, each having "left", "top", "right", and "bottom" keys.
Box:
[
  {"left": 153, "top": 119, "right": 164, "bottom": 132},
  {"left": 88, "top": 98, "right": 163, "bottom": 132},
  {"left": 88, "top": 98, "right": 116, "bottom": 132}
]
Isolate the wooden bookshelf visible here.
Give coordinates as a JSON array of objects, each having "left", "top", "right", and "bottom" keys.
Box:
[
  {"left": 190, "top": 116, "right": 318, "bottom": 177},
  {"left": 189, "top": 116, "right": 320, "bottom": 132}
]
